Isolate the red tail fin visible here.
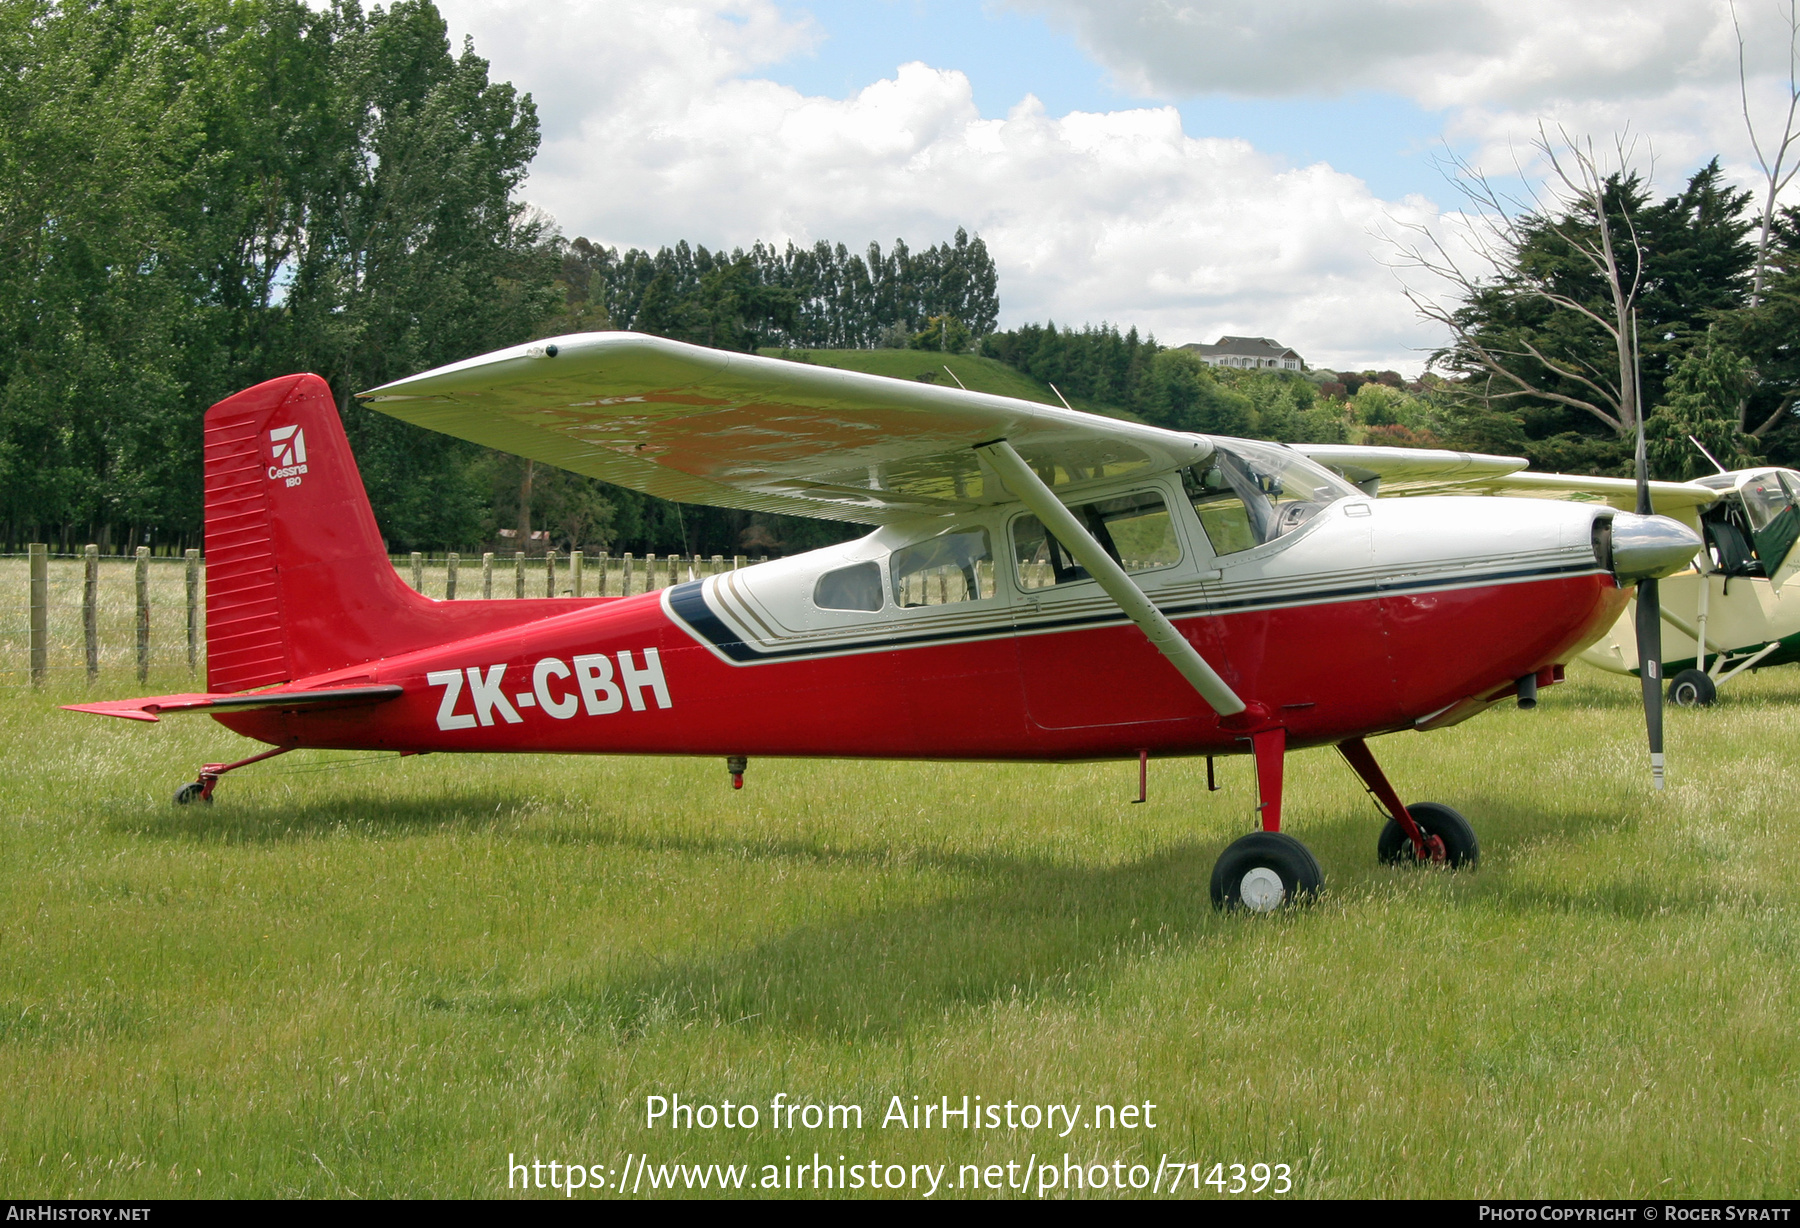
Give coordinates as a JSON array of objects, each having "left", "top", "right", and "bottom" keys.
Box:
[{"left": 204, "top": 374, "right": 593, "bottom": 692}]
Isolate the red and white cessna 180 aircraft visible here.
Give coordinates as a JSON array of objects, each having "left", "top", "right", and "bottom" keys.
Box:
[{"left": 67, "top": 333, "right": 1703, "bottom": 911}]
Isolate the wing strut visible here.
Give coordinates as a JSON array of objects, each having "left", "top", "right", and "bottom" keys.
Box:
[{"left": 976, "top": 440, "right": 1246, "bottom": 717}]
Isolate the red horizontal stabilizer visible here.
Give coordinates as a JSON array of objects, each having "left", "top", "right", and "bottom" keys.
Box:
[{"left": 63, "top": 684, "right": 403, "bottom": 723}]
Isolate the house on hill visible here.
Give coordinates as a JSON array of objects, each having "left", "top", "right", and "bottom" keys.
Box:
[{"left": 1180, "top": 336, "right": 1305, "bottom": 371}]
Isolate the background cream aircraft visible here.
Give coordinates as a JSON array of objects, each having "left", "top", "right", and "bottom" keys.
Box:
[{"left": 1298, "top": 444, "right": 1800, "bottom": 706}]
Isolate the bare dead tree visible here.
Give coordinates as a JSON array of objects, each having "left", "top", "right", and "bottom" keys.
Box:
[
  {"left": 1734, "top": 0, "right": 1800, "bottom": 309},
  {"left": 1384, "top": 126, "right": 1650, "bottom": 440}
]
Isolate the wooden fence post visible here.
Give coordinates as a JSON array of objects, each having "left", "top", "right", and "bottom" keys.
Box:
[
  {"left": 622, "top": 553, "right": 634, "bottom": 596},
  {"left": 710, "top": 554, "right": 723, "bottom": 578},
  {"left": 28, "top": 543, "right": 47, "bottom": 688},
  {"left": 733, "top": 555, "right": 745, "bottom": 571},
  {"left": 597, "top": 552, "right": 609, "bottom": 595},
  {"left": 410, "top": 551, "right": 423, "bottom": 591},
  {"left": 446, "top": 552, "right": 459, "bottom": 600},
  {"left": 545, "top": 548, "right": 557, "bottom": 597},
  {"left": 482, "top": 552, "right": 494, "bottom": 599},
  {"left": 185, "top": 548, "right": 199, "bottom": 673},
  {"left": 644, "top": 553, "right": 656, "bottom": 592},
  {"left": 83, "top": 544, "right": 99, "bottom": 683},
  {"left": 134, "top": 545, "right": 150, "bottom": 683},
  {"left": 514, "top": 551, "right": 525, "bottom": 599}
]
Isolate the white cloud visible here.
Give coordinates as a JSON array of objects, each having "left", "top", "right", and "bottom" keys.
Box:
[
  {"left": 1011, "top": 0, "right": 1800, "bottom": 213},
  {"left": 1009, "top": 0, "right": 1755, "bottom": 110},
  {"left": 438, "top": 0, "right": 1444, "bottom": 371}
]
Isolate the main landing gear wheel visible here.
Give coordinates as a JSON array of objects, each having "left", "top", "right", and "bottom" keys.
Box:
[
  {"left": 173, "top": 781, "right": 208, "bottom": 806},
  {"left": 1377, "top": 802, "right": 1479, "bottom": 869},
  {"left": 1667, "top": 668, "right": 1717, "bottom": 707},
  {"left": 1210, "top": 831, "right": 1324, "bottom": 912}
]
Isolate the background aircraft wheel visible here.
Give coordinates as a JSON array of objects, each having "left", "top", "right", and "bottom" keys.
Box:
[
  {"left": 1378, "top": 802, "right": 1479, "bottom": 868},
  {"left": 1210, "top": 831, "right": 1323, "bottom": 912},
  {"left": 1667, "top": 668, "right": 1717, "bottom": 707},
  {"left": 173, "top": 782, "right": 207, "bottom": 806}
]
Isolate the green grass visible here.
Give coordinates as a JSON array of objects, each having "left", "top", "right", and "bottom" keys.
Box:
[
  {"left": 2, "top": 665, "right": 1798, "bottom": 1198},
  {"left": 757, "top": 349, "right": 1139, "bottom": 420}
]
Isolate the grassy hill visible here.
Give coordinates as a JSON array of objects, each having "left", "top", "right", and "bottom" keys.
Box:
[{"left": 757, "top": 348, "right": 1140, "bottom": 421}]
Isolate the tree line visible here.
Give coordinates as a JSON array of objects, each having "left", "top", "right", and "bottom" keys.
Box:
[
  {"left": 556, "top": 231, "right": 997, "bottom": 352},
  {"left": 0, "top": 0, "right": 993, "bottom": 557},
  {"left": 7, "top": 0, "right": 1798, "bottom": 560}
]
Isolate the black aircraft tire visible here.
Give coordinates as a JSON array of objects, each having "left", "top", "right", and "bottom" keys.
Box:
[
  {"left": 1210, "top": 831, "right": 1324, "bottom": 912},
  {"left": 173, "top": 782, "right": 206, "bottom": 806},
  {"left": 1667, "top": 668, "right": 1717, "bottom": 707},
  {"left": 1378, "top": 802, "right": 1479, "bottom": 869}
]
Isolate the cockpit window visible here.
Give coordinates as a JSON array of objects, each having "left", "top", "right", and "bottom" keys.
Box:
[
  {"left": 891, "top": 526, "right": 994, "bottom": 608},
  {"left": 1013, "top": 490, "right": 1180, "bottom": 590},
  {"left": 1183, "top": 439, "right": 1355, "bottom": 558},
  {"left": 1743, "top": 470, "right": 1796, "bottom": 531},
  {"left": 813, "top": 561, "right": 884, "bottom": 612}
]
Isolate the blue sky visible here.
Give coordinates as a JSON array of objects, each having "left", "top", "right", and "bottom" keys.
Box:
[{"left": 770, "top": 0, "right": 1459, "bottom": 205}]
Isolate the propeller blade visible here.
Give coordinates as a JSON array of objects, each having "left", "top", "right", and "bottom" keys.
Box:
[
  {"left": 1630, "top": 308, "right": 1665, "bottom": 790},
  {"left": 1635, "top": 576, "right": 1665, "bottom": 790}
]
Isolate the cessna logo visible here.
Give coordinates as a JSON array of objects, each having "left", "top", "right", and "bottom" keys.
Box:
[
  {"left": 268, "top": 425, "right": 309, "bottom": 485},
  {"left": 426, "top": 650, "right": 672, "bottom": 731}
]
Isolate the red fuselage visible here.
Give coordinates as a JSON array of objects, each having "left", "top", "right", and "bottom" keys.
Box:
[{"left": 214, "top": 568, "right": 1626, "bottom": 761}]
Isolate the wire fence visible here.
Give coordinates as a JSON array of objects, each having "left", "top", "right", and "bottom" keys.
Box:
[
  {"left": 1, "top": 547, "right": 769, "bottom": 692},
  {"left": 386, "top": 550, "right": 759, "bottom": 601}
]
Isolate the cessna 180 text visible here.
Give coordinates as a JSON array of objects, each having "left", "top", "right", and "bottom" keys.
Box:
[{"left": 67, "top": 333, "right": 1703, "bottom": 912}]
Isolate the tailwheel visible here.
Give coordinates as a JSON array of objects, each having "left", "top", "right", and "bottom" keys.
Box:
[
  {"left": 1667, "top": 668, "right": 1716, "bottom": 707},
  {"left": 173, "top": 781, "right": 208, "bottom": 806},
  {"left": 1210, "top": 831, "right": 1323, "bottom": 912},
  {"left": 1378, "top": 802, "right": 1479, "bottom": 869}
]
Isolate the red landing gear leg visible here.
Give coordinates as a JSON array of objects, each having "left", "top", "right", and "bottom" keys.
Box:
[
  {"left": 1251, "top": 727, "right": 1286, "bottom": 831},
  {"left": 1336, "top": 737, "right": 1440, "bottom": 862},
  {"left": 1210, "top": 726, "right": 1323, "bottom": 910},
  {"left": 173, "top": 746, "right": 292, "bottom": 805}
]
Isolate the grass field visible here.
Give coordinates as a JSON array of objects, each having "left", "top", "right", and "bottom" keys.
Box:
[{"left": 2, "top": 664, "right": 1797, "bottom": 1199}]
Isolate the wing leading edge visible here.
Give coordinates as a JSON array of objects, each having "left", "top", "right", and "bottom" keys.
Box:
[
  {"left": 1294, "top": 443, "right": 1720, "bottom": 518},
  {"left": 358, "top": 332, "right": 1211, "bottom": 525}
]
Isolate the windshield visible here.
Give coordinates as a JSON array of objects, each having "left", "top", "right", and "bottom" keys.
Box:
[
  {"left": 1739, "top": 470, "right": 1794, "bottom": 532},
  {"left": 1183, "top": 439, "right": 1357, "bottom": 557}
]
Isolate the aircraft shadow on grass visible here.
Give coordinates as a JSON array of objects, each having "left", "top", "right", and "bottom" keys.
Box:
[
  {"left": 125, "top": 783, "right": 1747, "bottom": 1041},
  {"left": 118, "top": 788, "right": 529, "bottom": 844},
  {"left": 428, "top": 800, "right": 1745, "bottom": 1044}
]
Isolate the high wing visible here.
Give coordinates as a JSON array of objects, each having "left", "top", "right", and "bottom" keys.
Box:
[
  {"left": 358, "top": 332, "right": 1210, "bottom": 524},
  {"left": 1293, "top": 443, "right": 1721, "bottom": 519},
  {"left": 1290, "top": 443, "right": 1528, "bottom": 494}
]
